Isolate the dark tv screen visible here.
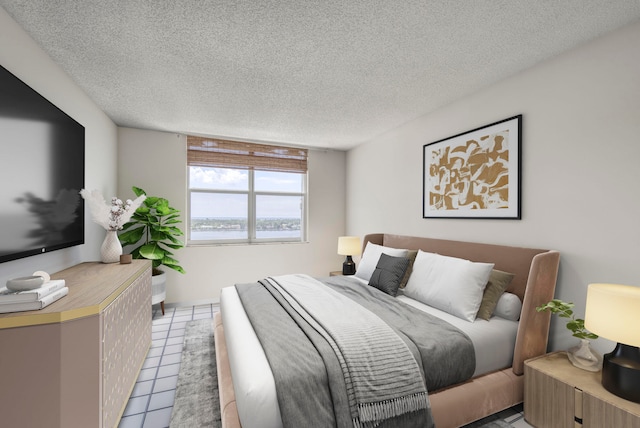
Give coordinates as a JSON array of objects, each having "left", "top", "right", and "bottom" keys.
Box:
[{"left": 0, "top": 64, "right": 85, "bottom": 263}]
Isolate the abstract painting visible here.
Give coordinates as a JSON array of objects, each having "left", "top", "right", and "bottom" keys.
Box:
[{"left": 423, "top": 115, "right": 521, "bottom": 219}]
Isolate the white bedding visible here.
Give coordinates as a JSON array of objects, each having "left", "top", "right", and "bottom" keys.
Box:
[{"left": 220, "top": 277, "right": 519, "bottom": 428}]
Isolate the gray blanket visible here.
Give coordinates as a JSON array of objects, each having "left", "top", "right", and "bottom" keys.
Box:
[
  {"left": 265, "top": 275, "right": 429, "bottom": 427},
  {"left": 236, "top": 275, "right": 475, "bottom": 428}
]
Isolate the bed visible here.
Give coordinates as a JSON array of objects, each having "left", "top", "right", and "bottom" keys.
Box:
[{"left": 214, "top": 233, "right": 560, "bottom": 428}]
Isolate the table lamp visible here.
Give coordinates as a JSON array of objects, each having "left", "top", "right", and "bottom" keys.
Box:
[
  {"left": 337, "top": 236, "right": 361, "bottom": 275},
  {"left": 585, "top": 283, "right": 640, "bottom": 403}
]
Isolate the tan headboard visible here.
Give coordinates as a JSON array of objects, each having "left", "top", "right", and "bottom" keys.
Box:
[{"left": 362, "top": 233, "right": 560, "bottom": 374}]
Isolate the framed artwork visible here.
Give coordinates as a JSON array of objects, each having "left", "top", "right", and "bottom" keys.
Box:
[{"left": 423, "top": 115, "right": 522, "bottom": 219}]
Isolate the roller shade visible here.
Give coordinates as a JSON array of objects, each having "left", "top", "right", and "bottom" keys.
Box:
[{"left": 187, "top": 135, "right": 307, "bottom": 173}]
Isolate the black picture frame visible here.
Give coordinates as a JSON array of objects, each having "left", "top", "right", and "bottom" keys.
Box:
[{"left": 423, "top": 115, "right": 522, "bottom": 219}]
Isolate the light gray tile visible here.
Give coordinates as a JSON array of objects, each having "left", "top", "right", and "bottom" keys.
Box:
[
  {"left": 165, "top": 336, "right": 184, "bottom": 346},
  {"left": 160, "top": 352, "right": 182, "bottom": 366},
  {"left": 152, "top": 330, "right": 168, "bottom": 341},
  {"left": 148, "top": 390, "right": 176, "bottom": 411},
  {"left": 131, "top": 380, "right": 154, "bottom": 397},
  {"left": 172, "top": 315, "right": 193, "bottom": 323},
  {"left": 146, "top": 347, "right": 164, "bottom": 358},
  {"left": 136, "top": 367, "right": 158, "bottom": 382},
  {"left": 153, "top": 375, "right": 178, "bottom": 393},
  {"left": 118, "top": 413, "right": 144, "bottom": 428},
  {"left": 168, "top": 329, "right": 185, "bottom": 338},
  {"left": 163, "top": 343, "right": 183, "bottom": 355},
  {"left": 142, "top": 356, "right": 161, "bottom": 369},
  {"left": 152, "top": 323, "right": 171, "bottom": 332},
  {"left": 151, "top": 338, "right": 166, "bottom": 348},
  {"left": 193, "top": 305, "right": 212, "bottom": 314},
  {"left": 193, "top": 312, "right": 213, "bottom": 320},
  {"left": 156, "top": 363, "right": 181, "bottom": 378},
  {"left": 511, "top": 418, "right": 534, "bottom": 428},
  {"left": 122, "top": 395, "right": 150, "bottom": 416},
  {"left": 170, "top": 321, "right": 187, "bottom": 331},
  {"left": 152, "top": 317, "right": 172, "bottom": 325},
  {"left": 142, "top": 407, "right": 173, "bottom": 428}
]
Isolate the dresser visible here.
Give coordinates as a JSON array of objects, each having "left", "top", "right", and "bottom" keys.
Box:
[
  {"left": 524, "top": 351, "right": 640, "bottom": 428},
  {"left": 0, "top": 260, "right": 152, "bottom": 428}
]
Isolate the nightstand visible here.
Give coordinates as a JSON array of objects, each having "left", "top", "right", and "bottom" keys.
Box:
[
  {"left": 329, "top": 271, "right": 343, "bottom": 276},
  {"left": 524, "top": 351, "right": 640, "bottom": 428}
]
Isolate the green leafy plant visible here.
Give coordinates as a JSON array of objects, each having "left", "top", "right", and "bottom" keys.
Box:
[
  {"left": 119, "top": 186, "right": 186, "bottom": 275},
  {"left": 536, "top": 299, "right": 598, "bottom": 340}
]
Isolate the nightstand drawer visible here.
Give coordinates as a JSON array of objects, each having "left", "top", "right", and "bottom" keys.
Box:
[{"left": 525, "top": 352, "right": 640, "bottom": 428}]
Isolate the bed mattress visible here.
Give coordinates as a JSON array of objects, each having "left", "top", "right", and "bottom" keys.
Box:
[{"left": 220, "top": 277, "right": 519, "bottom": 428}]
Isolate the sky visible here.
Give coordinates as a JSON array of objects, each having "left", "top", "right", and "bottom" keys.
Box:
[{"left": 189, "top": 167, "right": 304, "bottom": 218}]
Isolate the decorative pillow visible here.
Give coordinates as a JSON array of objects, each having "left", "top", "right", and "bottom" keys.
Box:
[
  {"left": 398, "top": 250, "right": 418, "bottom": 289},
  {"left": 368, "top": 253, "right": 410, "bottom": 297},
  {"left": 355, "top": 242, "right": 408, "bottom": 282},
  {"left": 493, "top": 292, "right": 522, "bottom": 321},
  {"left": 476, "top": 269, "right": 515, "bottom": 320},
  {"left": 404, "top": 250, "right": 494, "bottom": 322}
]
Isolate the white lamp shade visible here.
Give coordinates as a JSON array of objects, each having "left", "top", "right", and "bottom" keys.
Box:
[
  {"left": 337, "top": 236, "right": 361, "bottom": 256},
  {"left": 585, "top": 283, "right": 640, "bottom": 347}
]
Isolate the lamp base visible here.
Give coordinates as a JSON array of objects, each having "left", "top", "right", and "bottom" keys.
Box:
[
  {"left": 601, "top": 343, "right": 640, "bottom": 403},
  {"left": 342, "top": 256, "right": 356, "bottom": 275}
]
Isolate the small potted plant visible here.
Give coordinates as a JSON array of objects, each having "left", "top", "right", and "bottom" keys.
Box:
[
  {"left": 119, "top": 187, "right": 185, "bottom": 314},
  {"left": 537, "top": 299, "right": 601, "bottom": 371}
]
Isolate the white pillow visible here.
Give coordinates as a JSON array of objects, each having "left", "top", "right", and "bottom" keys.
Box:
[
  {"left": 403, "top": 250, "right": 494, "bottom": 322},
  {"left": 493, "top": 293, "right": 522, "bottom": 321},
  {"left": 355, "top": 242, "right": 408, "bottom": 282}
]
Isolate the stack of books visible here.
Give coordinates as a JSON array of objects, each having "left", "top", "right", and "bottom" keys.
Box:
[{"left": 0, "top": 279, "right": 69, "bottom": 314}]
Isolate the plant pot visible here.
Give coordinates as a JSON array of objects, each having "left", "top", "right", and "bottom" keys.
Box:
[
  {"left": 567, "top": 338, "right": 603, "bottom": 372},
  {"left": 151, "top": 270, "right": 167, "bottom": 315}
]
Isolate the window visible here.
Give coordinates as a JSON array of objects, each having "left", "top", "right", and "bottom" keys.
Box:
[{"left": 187, "top": 136, "right": 308, "bottom": 244}]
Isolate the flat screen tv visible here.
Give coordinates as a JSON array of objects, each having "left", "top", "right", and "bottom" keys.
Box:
[{"left": 0, "top": 64, "right": 85, "bottom": 263}]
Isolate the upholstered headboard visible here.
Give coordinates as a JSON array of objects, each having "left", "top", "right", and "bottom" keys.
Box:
[{"left": 362, "top": 233, "right": 560, "bottom": 374}]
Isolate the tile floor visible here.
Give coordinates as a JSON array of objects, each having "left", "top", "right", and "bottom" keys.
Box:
[
  {"left": 117, "top": 303, "right": 532, "bottom": 428},
  {"left": 462, "top": 403, "right": 532, "bottom": 427},
  {"left": 118, "top": 303, "right": 218, "bottom": 428}
]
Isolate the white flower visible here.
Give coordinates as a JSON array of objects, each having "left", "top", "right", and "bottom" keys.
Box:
[{"left": 80, "top": 189, "right": 146, "bottom": 231}]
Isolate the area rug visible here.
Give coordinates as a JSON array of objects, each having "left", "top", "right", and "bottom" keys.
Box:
[
  {"left": 169, "top": 319, "right": 221, "bottom": 428},
  {"left": 169, "top": 318, "right": 517, "bottom": 428}
]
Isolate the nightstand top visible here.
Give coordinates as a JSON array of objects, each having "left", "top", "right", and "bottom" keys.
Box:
[{"left": 526, "top": 351, "right": 640, "bottom": 415}]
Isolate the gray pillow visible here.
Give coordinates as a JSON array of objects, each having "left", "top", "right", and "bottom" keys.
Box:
[{"left": 368, "top": 253, "right": 410, "bottom": 297}]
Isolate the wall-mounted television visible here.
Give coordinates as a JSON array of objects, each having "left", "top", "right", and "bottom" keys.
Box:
[{"left": 0, "top": 64, "right": 85, "bottom": 264}]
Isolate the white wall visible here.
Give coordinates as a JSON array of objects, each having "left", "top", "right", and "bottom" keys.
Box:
[
  {"left": 0, "top": 7, "right": 118, "bottom": 286},
  {"left": 118, "top": 127, "right": 346, "bottom": 304},
  {"left": 347, "top": 21, "right": 640, "bottom": 354}
]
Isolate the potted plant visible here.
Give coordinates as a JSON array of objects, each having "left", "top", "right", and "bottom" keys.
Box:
[
  {"left": 537, "top": 299, "right": 601, "bottom": 371},
  {"left": 119, "top": 186, "right": 185, "bottom": 314}
]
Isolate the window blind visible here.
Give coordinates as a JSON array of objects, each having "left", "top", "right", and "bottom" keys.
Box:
[{"left": 187, "top": 135, "right": 308, "bottom": 173}]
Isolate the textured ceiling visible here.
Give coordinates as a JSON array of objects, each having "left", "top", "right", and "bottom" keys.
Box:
[{"left": 2, "top": 1, "right": 640, "bottom": 150}]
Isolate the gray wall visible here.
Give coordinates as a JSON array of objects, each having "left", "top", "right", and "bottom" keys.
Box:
[
  {"left": 117, "top": 128, "right": 346, "bottom": 304},
  {"left": 0, "top": 7, "right": 118, "bottom": 286},
  {"left": 346, "top": 21, "right": 640, "bottom": 354}
]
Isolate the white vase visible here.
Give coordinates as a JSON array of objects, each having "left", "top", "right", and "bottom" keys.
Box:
[
  {"left": 567, "top": 338, "right": 603, "bottom": 372},
  {"left": 100, "top": 230, "right": 123, "bottom": 263}
]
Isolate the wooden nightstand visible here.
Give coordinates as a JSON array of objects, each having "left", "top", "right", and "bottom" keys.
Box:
[{"left": 524, "top": 351, "right": 640, "bottom": 428}]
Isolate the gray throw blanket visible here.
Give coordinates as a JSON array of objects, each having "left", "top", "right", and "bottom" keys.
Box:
[
  {"left": 236, "top": 275, "right": 475, "bottom": 428},
  {"left": 265, "top": 275, "right": 429, "bottom": 427}
]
